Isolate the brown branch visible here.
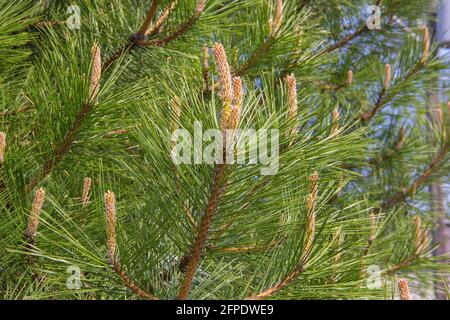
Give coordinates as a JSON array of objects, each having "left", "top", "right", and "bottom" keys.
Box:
[
  {"left": 24, "top": 42, "right": 101, "bottom": 193},
  {"left": 137, "top": 0, "right": 160, "bottom": 35},
  {"left": 138, "top": 0, "right": 206, "bottom": 47},
  {"left": 104, "top": 191, "right": 158, "bottom": 299},
  {"left": 360, "top": 88, "right": 385, "bottom": 122},
  {"left": 26, "top": 1, "right": 206, "bottom": 191},
  {"left": 102, "top": 0, "right": 163, "bottom": 71},
  {"left": 360, "top": 140, "right": 442, "bottom": 265},
  {"left": 147, "top": 0, "right": 178, "bottom": 37},
  {"left": 382, "top": 255, "right": 417, "bottom": 276},
  {"left": 211, "top": 73, "right": 297, "bottom": 236},
  {"left": 381, "top": 217, "right": 430, "bottom": 277},
  {"left": 25, "top": 44, "right": 100, "bottom": 180},
  {"left": 285, "top": 0, "right": 379, "bottom": 75},
  {"left": 359, "top": 27, "right": 429, "bottom": 122},
  {"left": 381, "top": 146, "right": 448, "bottom": 211},
  {"left": 321, "top": 25, "right": 369, "bottom": 55},
  {"left": 175, "top": 47, "right": 239, "bottom": 299},
  {"left": 247, "top": 266, "right": 304, "bottom": 300},
  {"left": 25, "top": 102, "right": 92, "bottom": 192},
  {"left": 176, "top": 163, "right": 227, "bottom": 299},
  {"left": 113, "top": 262, "right": 159, "bottom": 300},
  {"left": 103, "top": 0, "right": 204, "bottom": 71},
  {"left": 102, "top": 42, "right": 135, "bottom": 72},
  {"left": 360, "top": 61, "right": 425, "bottom": 122},
  {"left": 231, "top": 0, "right": 285, "bottom": 77},
  {"left": 234, "top": 37, "right": 276, "bottom": 77},
  {"left": 362, "top": 145, "right": 447, "bottom": 257},
  {"left": 362, "top": 150, "right": 441, "bottom": 279},
  {"left": 285, "top": 1, "right": 381, "bottom": 76}
]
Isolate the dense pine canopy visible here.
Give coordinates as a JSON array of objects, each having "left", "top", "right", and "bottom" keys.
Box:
[{"left": 0, "top": 0, "right": 448, "bottom": 300}]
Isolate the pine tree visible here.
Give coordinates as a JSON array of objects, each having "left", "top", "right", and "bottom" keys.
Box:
[{"left": 0, "top": 0, "right": 448, "bottom": 300}]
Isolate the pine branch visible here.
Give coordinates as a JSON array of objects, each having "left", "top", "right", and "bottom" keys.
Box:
[
  {"left": 113, "top": 263, "right": 159, "bottom": 300},
  {"left": 137, "top": 0, "right": 160, "bottom": 36},
  {"left": 341, "top": 120, "right": 405, "bottom": 176},
  {"left": 147, "top": 0, "right": 178, "bottom": 37},
  {"left": 235, "top": 37, "right": 277, "bottom": 77},
  {"left": 220, "top": 0, "right": 284, "bottom": 78},
  {"left": 176, "top": 44, "right": 240, "bottom": 300},
  {"left": 359, "top": 89, "right": 385, "bottom": 122},
  {"left": 176, "top": 163, "right": 227, "bottom": 299},
  {"left": 25, "top": 102, "right": 92, "bottom": 192},
  {"left": 137, "top": 0, "right": 206, "bottom": 46},
  {"left": 104, "top": 191, "right": 158, "bottom": 300},
  {"left": 26, "top": 43, "right": 101, "bottom": 193},
  {"left": 278, "top": 0, "right": 382, "bottom": 77},
  {"left": 362, "top": 144, "right": 447, "bottom": 257},
  {"left": 213, "top": 73, "right": 296, "bottom": 237},
  {"left": 247, "top": 266, "right": 304, "bottom": 300},
  {"left": 382, "top": 254, "right": 417, "bottom": 275},
  {"left": 321, "top": 25, "right": 368, "bottom": 55},
  {"left": 380, "top": 217, "right": 430, "bottom": 277},
  {"left": 361, "top": 27, "right": 430, "bottom": 122},
  {"left": 320, "top": 1, "right": 381, "bottom": 54},
  {"left": 102, "top": 42, "right": 134, "bottom": 72},
  {"left": 367, "top": 127, "right": 406, "bottom": 166},
  {"left": 103, "top": 0, "right": 205, "bottom": 71},
  {"left": 234, "top": 0, "right": 284, "bottom": 77},
  {"left": 25, "top": 1, "right": 207, "bottom": 192},
  {"left": 246, "top": 171, "right": 318, "bottom": 300},
  {"left": 2, "top": 0, "right": 445, "bottom": 301},
  {"left": 359, "top": 139, "right": 444, "bottom": 266},
  {"left": 381, "top": 145, "right": 448, "bottom": 211}
]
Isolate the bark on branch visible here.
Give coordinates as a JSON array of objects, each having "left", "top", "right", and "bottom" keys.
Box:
[
  {"left": 176, "top": 164, "right": 227, "bottom": 299},
  {"left": 381, "top": 146, "right": 448, "bottom": 211}
]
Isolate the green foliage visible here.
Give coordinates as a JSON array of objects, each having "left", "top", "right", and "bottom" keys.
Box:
[{"left": 0, "top": 0, "right": 448, "bottom": 300}]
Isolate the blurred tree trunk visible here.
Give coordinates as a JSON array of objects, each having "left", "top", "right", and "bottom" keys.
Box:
[
  {"left": 432, "top": 183, "right": 449, "bottom": 300},
  {"left": 433, "top": 0, "right": 450, "bottom": 300}
]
